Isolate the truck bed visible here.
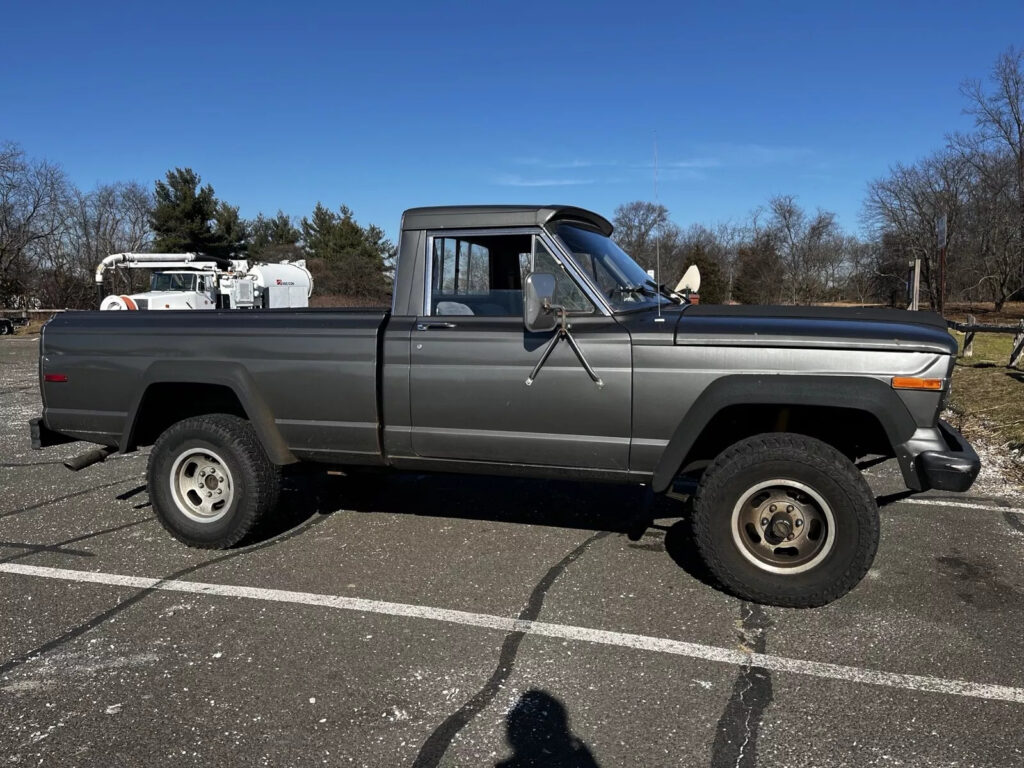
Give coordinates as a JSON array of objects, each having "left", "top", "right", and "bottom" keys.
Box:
[{"left": 39, "top": 308, "right": 390, "bottom": 464}]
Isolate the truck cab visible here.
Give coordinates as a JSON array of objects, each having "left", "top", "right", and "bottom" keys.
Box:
[{"left": 99, "top": 270, "right": 219, "bottom": 310}]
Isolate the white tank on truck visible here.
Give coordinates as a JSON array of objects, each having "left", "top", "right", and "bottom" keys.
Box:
[
  {"left": 95, "top": 253, "right": 313, "bottom": 310},
  {"left": 246, "top": 261, "right": 314, "bottom": 308}
]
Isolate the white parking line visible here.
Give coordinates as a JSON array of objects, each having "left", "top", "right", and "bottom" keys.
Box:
[
  {"left": 3, "top": 562, "right": 1024, "bottom": 704},
  {"left": 895, "top": 498, "right": 1024, "bottom": 515}
]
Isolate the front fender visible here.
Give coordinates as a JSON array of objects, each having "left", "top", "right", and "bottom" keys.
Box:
[{"left": 650, "top": 374, "right": 918, "bottom": 493}]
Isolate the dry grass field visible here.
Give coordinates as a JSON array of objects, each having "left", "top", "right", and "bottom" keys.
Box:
[{"left": 944, "top": 303, "right": 1024, "bottom": 483}]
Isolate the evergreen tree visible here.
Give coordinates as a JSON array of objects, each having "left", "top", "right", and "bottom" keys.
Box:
[
  {"left": 678, "top": 242, "right": 728, "bottom": 304},
  {"left": 150, "top": 168, "right": 246, "bottom": 258},
  {"left": 301, "top": 203, "right": 392, "bottom": 299},
  {"left": 249, "top": 211, "right": 302, "bottom": 262},
  {"left": 733, "top": 234, "right": 784, "bottom": 305},
  {"left": 211, "top": 201, "right": 248, "bottom": 258}
]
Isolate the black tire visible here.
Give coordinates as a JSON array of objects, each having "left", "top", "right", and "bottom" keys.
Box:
[
  {"left": 691, "top": 433, "right": 879, "bottom": 608},
  {"left": 147, "top": 414, "right": 281, "bottom": 549},
  {"left": 0, "top": 320, "right": 11, "bottom": 335}
]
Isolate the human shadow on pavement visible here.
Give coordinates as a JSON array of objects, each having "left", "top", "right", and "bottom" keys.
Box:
[{"left": 495, "top": 689, "right": 600, "bottom": 768}]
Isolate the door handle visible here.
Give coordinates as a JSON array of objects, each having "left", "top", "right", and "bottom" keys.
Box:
[{"left": 416, "top": 322, "right": 457, "bottom": 331}]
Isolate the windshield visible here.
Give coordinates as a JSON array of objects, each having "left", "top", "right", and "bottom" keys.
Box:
[
  {"left": 150, "top": 272, "right": 198, "bottom": 292},
  {"left": 552, "top": 223, "right": 672, "bottom": 312}
]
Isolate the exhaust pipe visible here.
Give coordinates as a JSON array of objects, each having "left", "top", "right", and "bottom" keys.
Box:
[{"left": 64, "top": 447, "right": 114, "bottom": 472}]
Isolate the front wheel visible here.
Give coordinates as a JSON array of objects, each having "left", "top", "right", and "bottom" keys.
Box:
[
  {"left": 148, "top": 414, "right": 281, "bottom": 549},
  {"left": 691, "top": 433, "right": 879, "bottom": 608}
]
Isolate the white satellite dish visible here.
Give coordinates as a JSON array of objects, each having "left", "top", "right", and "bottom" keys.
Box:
[{"left": 675, "top": 264, "right": 701, "bottom": 294}]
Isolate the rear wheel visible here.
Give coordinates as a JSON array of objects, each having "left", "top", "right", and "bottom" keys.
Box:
[
  {"left": 148, "top": 414, "right": 281, "bottom": 549},
  {"left": 691, "top": 433, "right": 879, "bottom": 607}
]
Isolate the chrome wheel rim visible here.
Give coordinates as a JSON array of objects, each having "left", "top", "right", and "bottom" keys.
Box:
[
  {"left": 169, "top": 448, "right": 234, "bottom": 523},
  {"left": 730, "top": 479, "right": 835, "bottom": 574}
]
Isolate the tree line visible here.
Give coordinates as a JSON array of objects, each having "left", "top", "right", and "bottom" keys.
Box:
[
  {"left": 0, "top": 160, "right": 394, "bottom": 308},
  {"left": 2, "top": 47, "right": 1021, "bottom": 312},
  {"left": 614, "top": 47, "right": 1024, "bottom": 311}
]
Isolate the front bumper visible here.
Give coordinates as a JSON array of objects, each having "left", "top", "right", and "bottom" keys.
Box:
[
  {"left": 914, "top": 420, "right": 981, "bottom": 492},
  {"left": 29, "top": 416, "right": 75, "bottom": 450}
]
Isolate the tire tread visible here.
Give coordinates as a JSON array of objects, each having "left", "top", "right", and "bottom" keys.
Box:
[
  {"left": 691, "top": 433, "right": 879, "bottom": 608},
  {"left": 148, "top": 414, "right": 281, "bottom": 549}
]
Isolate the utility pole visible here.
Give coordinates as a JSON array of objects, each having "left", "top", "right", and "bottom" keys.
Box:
[{"left": 908, "top": 257, "right": 921, "bottom": 311}]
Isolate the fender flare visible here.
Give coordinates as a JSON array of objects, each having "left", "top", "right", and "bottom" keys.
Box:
[
  {"left": 120, "top": 361, "right": 297, "bottom": 465},
  {"left": 650, "top": 374, "right": 918, "bottom": 493}
]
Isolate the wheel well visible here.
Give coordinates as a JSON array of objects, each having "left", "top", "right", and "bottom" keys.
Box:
[
  {"left": 130, "top": 383, "right": 248, "bottom": 448},
  {"left": 681, "top": 404, "right": 892, "bottom": 474}
]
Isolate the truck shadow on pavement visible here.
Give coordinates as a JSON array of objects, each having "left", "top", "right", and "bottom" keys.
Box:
[{"left": 283, "top": 469, "right": 719, "bottom": 590}]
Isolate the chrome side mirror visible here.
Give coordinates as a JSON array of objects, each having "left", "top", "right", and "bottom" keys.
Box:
[{"left": 523, "top": 272, "right": 557, "bottom": 332}]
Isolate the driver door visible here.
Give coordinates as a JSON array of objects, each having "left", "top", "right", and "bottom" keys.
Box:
[{"left": 408, "top": 231, "right": 632, "bottom": 470}]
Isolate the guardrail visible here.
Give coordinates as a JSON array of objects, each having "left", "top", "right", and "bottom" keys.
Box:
[{"left": 947, "top": 314, "right": 1024, "bottom": 367}]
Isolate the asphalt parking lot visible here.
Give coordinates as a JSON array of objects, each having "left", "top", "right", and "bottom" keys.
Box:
[{"left": 3, "top": 335, "right": 1024, "bottom": 767}]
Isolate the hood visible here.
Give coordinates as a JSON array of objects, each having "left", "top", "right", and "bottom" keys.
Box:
[
  {"left": 128, "top": 291, "right": 196, "bottom": 300},
  {"left": 673, "top": 305, "right": 956, "bottom": 355},
  {"left": 103, "top": 290, "right": 212, "bottom": 310}
]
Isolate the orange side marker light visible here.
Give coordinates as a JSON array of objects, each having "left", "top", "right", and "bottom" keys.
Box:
[{"left": 891, "top": 377, "right": 942, "bottom": 390}]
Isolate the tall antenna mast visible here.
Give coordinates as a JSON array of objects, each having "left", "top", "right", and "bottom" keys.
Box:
[{"left": 653, "top": 132, "right": 664, "bottom": 321}]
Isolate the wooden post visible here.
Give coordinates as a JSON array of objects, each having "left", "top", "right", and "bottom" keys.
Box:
[
  {"left": 963, "top": 314, "right": 975, "bottom": 358},
  {"left": 1011, "top": 320, "right": 1024, "bottom": 369}
]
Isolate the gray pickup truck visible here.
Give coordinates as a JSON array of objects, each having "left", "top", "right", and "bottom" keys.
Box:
[{"left": 30, "top": 205, "right": 980, "bottom": 607}]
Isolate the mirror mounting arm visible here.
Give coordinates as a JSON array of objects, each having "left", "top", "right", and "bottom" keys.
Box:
[{"left": 524, "top": 303, "right": 604, "bottom": 388}]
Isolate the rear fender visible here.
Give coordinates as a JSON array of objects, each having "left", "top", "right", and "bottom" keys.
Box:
[{"left": 121, "top": 361, "right": 296, "bottom": 465}]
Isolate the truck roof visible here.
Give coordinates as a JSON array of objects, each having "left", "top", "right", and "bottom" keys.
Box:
[{"left": 400, "top": 205, "right": 613, "bottom": 236}]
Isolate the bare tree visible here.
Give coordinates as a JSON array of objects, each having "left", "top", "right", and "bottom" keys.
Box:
[
  {"left": 948, "top": 147, "right": 1022, "bottom": 309},
  {"left": 36, "top": 181, "right": 154, "bottom": 307},
  {"left": 953, "top": 47, "right": 1024, "bottom": 307},
  {"left": 755, "top": 196, "right": 843, "bottom": 304},
  {"left": 863, "top": 149, "right": 970, "bottom": 309},
  {"left": 961, "top": 47, "right": 1024, "bottom": 251},
  {"left": 611, "top": 201, "right": 670, "bottom": 270},
  {"left": 0, "top": 142, "right": 70, "bottom": 306}
]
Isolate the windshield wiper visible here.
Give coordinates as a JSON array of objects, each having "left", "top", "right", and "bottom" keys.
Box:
[
  {"left": 644, "top": 279, "right": 683, "bottom": 304},
  {"left": 609, "top": 284, "right": 645, "bottom": 297}
]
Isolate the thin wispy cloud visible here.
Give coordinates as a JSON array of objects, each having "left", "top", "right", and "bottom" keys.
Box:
[
  {"left": 545, "top": 159, "right": 603, "bottom": 169},
  {"left": 634, "top": 157, "right": 721, "bottom": 169},
  {"left": 659, "top": 168, "right": 710, "bottom": 182},
  {"left": 669, "top": 157, "right": 721, "bottom": 169},
  {"left": 496, "top": 143, "right": 815, "bottom": 190},
  {"left": 703, "top": 143, "right": 816, "bottom": 165},
  {"left": 513, "top": 158, "right": 615, "bottom": 169},
  {"left": 494, "top": 174, "right": 595, "bottom": 187}
]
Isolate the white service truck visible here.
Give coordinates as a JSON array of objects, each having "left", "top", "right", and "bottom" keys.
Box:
[{"left": 96, "top": 253, "right": 313, "bottom": 311}]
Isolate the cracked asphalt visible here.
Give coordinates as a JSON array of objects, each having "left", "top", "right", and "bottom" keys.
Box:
[{"left": 2, "top": 335, "right": 1024, "bottom": 767}]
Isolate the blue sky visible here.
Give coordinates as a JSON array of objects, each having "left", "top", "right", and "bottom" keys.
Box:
[{"left": 3, "top": 1, "right": 1022, "bottom": 239}]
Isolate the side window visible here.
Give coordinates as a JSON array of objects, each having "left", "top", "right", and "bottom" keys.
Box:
[
  {"left": 532, "top": 239, "right": 595, "bottom": 314},
  {"left": 430, "top": 233, "right": 532, "bottom": 316}
]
